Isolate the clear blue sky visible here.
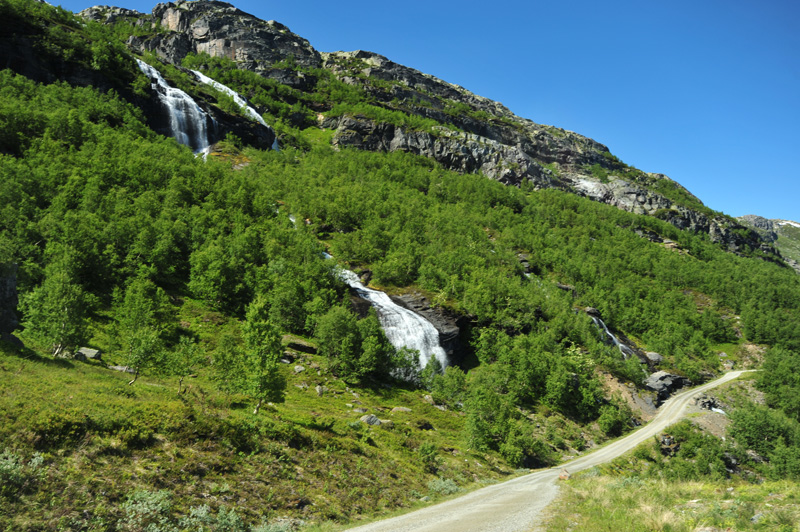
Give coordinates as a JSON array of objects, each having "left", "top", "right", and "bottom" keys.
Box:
[{"left": 59, "top": 0, "right": 800, "bottom": 222}]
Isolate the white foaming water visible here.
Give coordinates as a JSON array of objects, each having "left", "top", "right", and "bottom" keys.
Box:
[
  {"left": 591, "top": 316, "right": 634, "bottom": 359},
  {"left": 191, "top": 70, "right": 280, "bottom": 151},
  {"left": 135, "top": 59, "right": 213, "bottom": 153},
  {"left": 191, "top": 70, "right": 266, "bottom": 126},
  {"left": 338, "top": 269, "right": 448, "bottom": 370}
]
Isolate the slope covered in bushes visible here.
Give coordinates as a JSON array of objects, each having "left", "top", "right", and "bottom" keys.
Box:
[{"left": 2, "top": 0, "right": 800, "bottom": 529}]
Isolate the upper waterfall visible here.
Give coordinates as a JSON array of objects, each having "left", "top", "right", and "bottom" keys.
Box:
[
  {"left": 191, "top": 70, "right": 280, "bottom": 151},
  {"left": 135, "top": 59, "right": 214, "bottom": 154},
  {"left": 337, "top": 268, "right": 448, "bottom": 371}
]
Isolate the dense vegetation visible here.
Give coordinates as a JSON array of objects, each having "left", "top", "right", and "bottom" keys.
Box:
[
  {"left": 545, "top": 377, "right": 800, "bottom": 531},
  {"left": 2, "top": 0, "right": 800, "bottom": 529}
]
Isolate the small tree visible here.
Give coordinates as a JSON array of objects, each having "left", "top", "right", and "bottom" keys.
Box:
[
  {"left": 117, "top": 274, "right": 170, "bottom": 385},
  {"left": 316, "top": 306, "right": 394, "bottom": 381},
  {"left": 168, "top": 336, "right": 204, "bottom": 394},
  {"left": 22, "top": 246, "right": 90, "bottom": 357},
  {"left": 241, "top": 296, "right": 286, "bottom": 414},
  {"left": 420, "top": 356, "right": 443, "bottom": 391}
]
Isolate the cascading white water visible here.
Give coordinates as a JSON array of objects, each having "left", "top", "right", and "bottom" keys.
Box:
[
  {"left": 135, "top": 59, "right": 213, "bottom": 154},
  {"left": 337, "top": 268, "right": 448, "bottom": 370},
  {"left": 590, "top": 316, "right": 634, "bottom": 359},
  {"left": 191, "top": 70, "right": 280, "bottom": 151}
]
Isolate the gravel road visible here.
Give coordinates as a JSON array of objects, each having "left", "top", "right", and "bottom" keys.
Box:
[{"left": 346, "top": 370, "right": 753, "bottom": 532}]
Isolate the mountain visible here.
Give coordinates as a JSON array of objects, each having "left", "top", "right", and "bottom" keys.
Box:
[
  {"left": 79, "top": 0, "right": 784, "bottom": 263},
  {"left": 738, "top": 215, "right": 800, "bottom": 273},
  {"left": 2, "top": 1, "right": 800, "bottom": 530}
]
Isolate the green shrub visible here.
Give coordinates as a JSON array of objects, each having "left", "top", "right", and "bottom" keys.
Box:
[
  {"left": 119, "top": 489, "right": 176, "bottom": 532},
  {"left": 179, "top": 505, "right": 249, "bottom": 532},
  {"left": 31, "top": 408, "right": 90, "bottom": 449},
  {"left": 597, "top": 403, "right": 631, "bottom": 437},
  {"left": 418, "top": 442, "right": 440, "bottom": 474},
  {"left": 0, "top": 449, "right": 44, "bottom": 499},
  {"left": 427, "top": 478, "right": 460, "bottom": 496}
]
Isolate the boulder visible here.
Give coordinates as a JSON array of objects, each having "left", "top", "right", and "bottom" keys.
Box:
[
  {"left": 644, "top": 351, "right": 663, "bottom": 365},
  {"left": 359, "top": 414, "right": 381, "bottom": 426},
  {"left": 293, "top": 365, "right": 305, "bottom": 374},
  {"left": 77, "top": 347, "right": 102, "bottom": 361},
  {"left": 644, "top": 371, "right": 691, "bottom": 404},
  {"left": 391, "top": 407, "right": 412, "bottom": 413},
  {"left": 109, "top": 365, "right": 136, "bottom": 374}
]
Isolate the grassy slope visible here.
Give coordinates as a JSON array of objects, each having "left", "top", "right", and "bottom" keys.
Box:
[
  {"left": 0, "top": 335, "right": 514, "bottom": 530},
  {"left": 776, "top": 223, "right": 800, "bottom": 265},
  {"left": 544, "top": 474, "right": 800, "bottom": 532},
  {"left": 5, "top": 286, "right": 615, "bottom": 531}
]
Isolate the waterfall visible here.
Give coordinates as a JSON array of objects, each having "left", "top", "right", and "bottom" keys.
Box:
[
  {"left": 590, "top": 316, "right": 634, "bottom": 359},
  {"left": 135, "top": 59, "right": 213, "bottom": 154},
  {"left": 337, "top": 268, "right": 448, "bottom": 371},
  {"left": 191, "top": 70, "right": 280, "bottom": 151}
]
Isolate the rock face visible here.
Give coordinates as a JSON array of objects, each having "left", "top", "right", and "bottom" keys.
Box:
[
  {"left": 739, "top": 215, "right": 800, "bottom": 274},
  {"left": 644, "top": 371, "right": 692, "bottom": 404},
  {"left": 318, "top": 50, "right": 782, "bottom": 258},
  {"left": 82, "top": 1, "right": 321, "bottom": 86},
  {"left": 78, "top": 1, "right": 782, "bottom": 261},
  {"left": 738, "top": 215, "right": 778, "bottom": 240}
]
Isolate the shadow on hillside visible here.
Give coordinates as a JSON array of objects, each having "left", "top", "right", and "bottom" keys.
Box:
[{"left": 0, "top": 336, "right": 75, "bottom": 369}]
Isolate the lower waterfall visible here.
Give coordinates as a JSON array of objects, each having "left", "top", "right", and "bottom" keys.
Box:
[
  {"left": 135, "top": 59, "right": 213, "bottom": 154},
  {"left": 337, "top": 268, "right": 448, "bottom": 371}
]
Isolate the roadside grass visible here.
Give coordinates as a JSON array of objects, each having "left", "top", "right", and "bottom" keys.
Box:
[{"left": 543, "top": 469, "right": 800, "bottom": 532}]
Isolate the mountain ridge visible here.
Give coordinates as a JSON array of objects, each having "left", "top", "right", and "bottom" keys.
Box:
[{"left": 79, "top": 0, "right": 787, "bottom": 266}]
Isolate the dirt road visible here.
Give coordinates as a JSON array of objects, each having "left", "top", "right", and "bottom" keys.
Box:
[{"left": 346, "top": 370, "right": 753, "bottom": 532}]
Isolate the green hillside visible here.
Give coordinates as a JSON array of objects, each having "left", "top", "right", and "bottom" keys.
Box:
[
  {"left": 2, "top": 1, "right": 800, "bottom": 530},
  {"left": 775, "top": 222, "right": 800, "bottom": 265}
]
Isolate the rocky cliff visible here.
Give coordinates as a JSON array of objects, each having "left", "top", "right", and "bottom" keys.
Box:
[
  {"left": 81, "top": 1, "right": 321, "bottom": 89},
  {"left": 80, "top": 1, "right": 784, "bottom": 262},
  {"left": 739, "top": 215, "right": 800, "bottom": 273}
]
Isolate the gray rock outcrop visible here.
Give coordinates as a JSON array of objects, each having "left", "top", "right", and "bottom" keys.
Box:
[
  {"left": 359, "top": 414, "right": 381, "bottom": 426},
  {"left": 738, "top": 215, "right": 800, "bottom": 274},
  {"left": 738, "top": 215, "right": 778, "bottom": 240},
  {"left": 644, "top": 371, "right": 692, "bottom": 404},
  {"left": 82, "top": 1, "right": 321, "bottom": 80}
]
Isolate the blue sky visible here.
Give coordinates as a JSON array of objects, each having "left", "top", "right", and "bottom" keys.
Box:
[{"left": 59, "top": 0, "right": 799, "bottom": 221}]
